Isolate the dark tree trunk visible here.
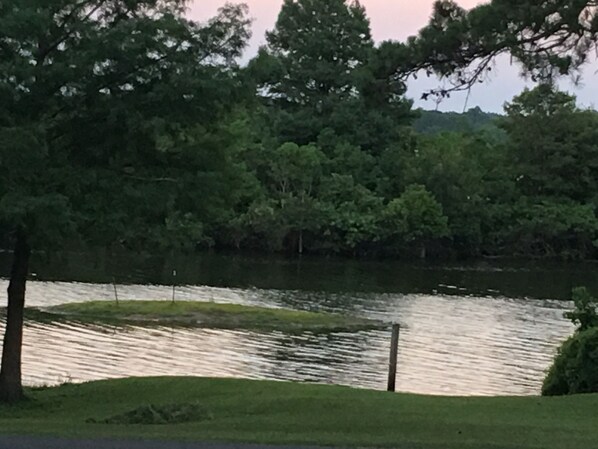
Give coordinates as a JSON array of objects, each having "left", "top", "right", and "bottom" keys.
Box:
[
  {"left": 419, "top": 243, "right": 427, "bottom": 260},
  {"left": 0, "top": 230, "right": 30, "bottom": 403}
]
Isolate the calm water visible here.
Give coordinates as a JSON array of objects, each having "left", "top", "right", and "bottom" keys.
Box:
[{"left": 0, "top": 251, "right": 587, "bottom": 396}]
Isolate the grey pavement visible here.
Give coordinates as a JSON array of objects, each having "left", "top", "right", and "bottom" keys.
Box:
[{"left": 0, "top": 436, "right": 338, "bottom": 449}]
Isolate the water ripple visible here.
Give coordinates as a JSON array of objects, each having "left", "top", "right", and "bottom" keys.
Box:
[{"left": 0, "top": 279, "right": 574, "bottom": 396}]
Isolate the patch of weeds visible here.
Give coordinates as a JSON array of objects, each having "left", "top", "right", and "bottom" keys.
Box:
[
  {"left": 30, "top": 376, "right": 74, "bottom": 392},
  {"left": 87, "top": 402, "right": 212, "bottom": 425}
]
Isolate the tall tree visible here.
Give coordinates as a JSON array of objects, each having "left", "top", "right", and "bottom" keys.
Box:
[
  {"left": 500, "top": 84, "right": 598, "bottom": 201},
  {"left": 250, "top": 0, "right": 413, "bottom": 154},
  {"left": 0, "top": 0, "right": 251, "bottom": 403},
  {"left": 266, "top": 142, "right": 326, "bottom": 253},
  {"left": 383, "top": 184, "right": 449, "bottom": 259}
]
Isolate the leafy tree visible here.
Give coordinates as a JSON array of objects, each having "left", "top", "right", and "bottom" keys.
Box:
[
  {"left": 250, "top": 0, "right": 413, "bottom": 154},
  {"left": 383, "top": 185, "right": 449, "bottom": 258},
  {"left": 400, "top": 0, "right": 598, "bottom": 98},
  {"left": 0, "top": 0, "right": 251, "bottom": 403},
  {"left": 507, "top": 199, "right": 598, "bottom": 258},
  {"left": 263, "top": 0, "right": 372, "bottom": 104},
  {"left": 404, "top": 134, "right": 484, "bottom": 249},
  {"left": 268, "top": 143, "right": 323, "bottom": 200},
  {"left": 320, "top": 176, "right": 385, "bottom": 255},
  {"left": 500, "top": 85, "right": 598, "bottom": 202},
  {"left": 387, "top": 131, "right": 515, "bottom": 257},
  {"left": 317, "top": 130, "right": 380, "bottom": 189},
  {"left": 238, "top": 199, "right": 287, "bottom": 251},
  {"left": 241, "top": 142, "right": 327, "bottom": 253},
  {"left": 267, "top": 142, "right": 326, "bottom": 253},
  {"left": 250, "top": 0, "right": 371, "bottom": 144}
]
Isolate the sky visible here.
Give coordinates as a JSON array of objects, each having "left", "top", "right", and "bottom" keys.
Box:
[{"left": 188, "top": 0, "right": 598, "bottom": 113}]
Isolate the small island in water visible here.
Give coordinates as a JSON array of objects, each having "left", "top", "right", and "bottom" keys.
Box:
[{"left": 37, "top": 300, "right": 383, "bottom": 332}]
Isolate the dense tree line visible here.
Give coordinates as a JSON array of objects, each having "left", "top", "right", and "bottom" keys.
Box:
[
  {"left": 185, "top": 0, "right": 598, "bottom": 262},
  {"left": 414, "top": 108, "right": 501, "bottom": 135},
  {"left": 2, "top": 0, "right": 598, "bottom": 264}
]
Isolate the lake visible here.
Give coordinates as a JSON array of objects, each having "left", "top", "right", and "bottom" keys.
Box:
[{"left": 0, "top": 251, "right": 592, "bottom": 396}]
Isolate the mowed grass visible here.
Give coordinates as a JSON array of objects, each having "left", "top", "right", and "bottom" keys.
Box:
[
  {"left": 44, "top": 300, "right": 380, "bottom": 332},
  {"left": 0, "top": 377, "right": 597, "bottom": 448}
]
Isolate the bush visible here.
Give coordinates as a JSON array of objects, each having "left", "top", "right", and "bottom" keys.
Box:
[
  {"left": 565, "top": 287, "right": 598, "bottom": 331},
  {"left": 542, "top": 327, "right": 598, "bottom": 396}
]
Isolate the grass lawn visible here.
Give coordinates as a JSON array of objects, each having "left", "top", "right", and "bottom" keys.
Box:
[
  {"left": 41, "top": 300, "right": 381, "bottom": 332},
  {"left": 0, "top": 377, "right": 597, "bottom": 448}
]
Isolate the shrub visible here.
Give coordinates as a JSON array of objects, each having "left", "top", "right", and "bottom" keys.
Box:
[
  {"left": 542, "top": 327, "right": 598, "bottom": 396},
  {"left": 565, "top": 287, "right": 598, "bottom": 331}
]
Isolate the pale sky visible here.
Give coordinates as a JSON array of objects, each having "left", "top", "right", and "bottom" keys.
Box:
[{"left": 188, "top": 0, "right": 598, "bottom": 113}]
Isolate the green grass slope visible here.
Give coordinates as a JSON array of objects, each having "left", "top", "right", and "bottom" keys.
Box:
[{"left": 1, "top": 377, "right": 597, "bottom": 448}]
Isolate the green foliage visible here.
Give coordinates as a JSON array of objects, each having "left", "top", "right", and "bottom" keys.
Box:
[
  {"left": 384, "top": 185, "right": 448, "bottom": 256},
  {"left": 400, "top": 133, "right": 489, "bottom": 252},
  {"left": 508, "top": 200, "right": 598, "bottom": 258},
  {"left": 0, "top": 1, "right": 254, "bottom": 401},
  {"left": 414, "top": 107, "right": 502, "bottom": 135},
  {"left": 500, "top": 85, "right": 598, "bottom": 202},
  {"left": 251, "top": 0, "right": 413, "bottom": 153},
  {"left": 565, "top": 287, "right": 598, "bottom": 332},
  {"left": 323, "top": 180, "right": 385, "bottom": 253},
  {"left": 251, "top": 0, "right": 372, "bottom": 146},
  {"left": 3, "top": 0, "right": 598, "bottom": 261},
  {"left": 268, "top": 143, "right": 324, "bottom": 197},
  {"left": 542, "top": 327, "right": 598, "bottom": 396},
  {"left": 401, "top": 0, "right": 598, "bottom": 99},
  {"left": 543, "top": 288, "right": 598, "bottom": 396},
  {"left": 0, "top": 0, "right": 253, "bottom": 250},
  {"left": 265, "top": 0, "right": 373, "bottom": 101}
]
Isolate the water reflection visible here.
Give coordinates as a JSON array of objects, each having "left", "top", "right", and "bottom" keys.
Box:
[
  {"left": 0, "top": 279, "right": 574, "bottom": 396},
  {"left": 2, "top": 250, "right": 597, "bottom": 299}
]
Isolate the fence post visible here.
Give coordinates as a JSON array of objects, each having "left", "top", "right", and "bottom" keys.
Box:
[
  {"left": 387, "top": 323, "right": 400, "bottom": 392},
  {"left": 112, "top": 278, "right": 119, "bottom": 305},
  {"left": 172, "top": 270, "right": 177, "bottom": 303}
]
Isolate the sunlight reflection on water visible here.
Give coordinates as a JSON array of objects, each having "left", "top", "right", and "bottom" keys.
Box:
[{"left": 0, "top": 279, "right": 574, "bottom": 396}]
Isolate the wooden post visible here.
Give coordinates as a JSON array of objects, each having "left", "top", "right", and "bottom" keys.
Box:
[
  {"left": 387, "top": 323, "right": 400, "bottom": 392},
  {"left": 172, "top": 270, "right": 177, "bottom": 303},
  {"left": 112, "top": 278, "right": 119, "bottom": 305}
]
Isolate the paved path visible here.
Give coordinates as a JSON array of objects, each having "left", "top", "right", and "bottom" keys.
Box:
[{"left": 0, "top": 436, "right": 336, "bottom": 449}]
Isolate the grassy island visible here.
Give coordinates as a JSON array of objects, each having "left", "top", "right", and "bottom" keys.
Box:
[
  {"left": 43, "top": 300, "right": 381, "bottom": 332},
  {"left": 0, "top": 377, "right": 597, "bottom": 448}
]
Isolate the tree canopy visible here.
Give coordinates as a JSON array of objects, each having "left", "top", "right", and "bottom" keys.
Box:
[
  {"left": 0, "top": 0, "right": 252, "bottom": 402},
  {"left": 396, "top": 0, "right": 598, "bottom": 99},
  {"left": 0, "top": 0, "right": 252, "bottom": 250},
  {"left": 249, "top": 0, "right": 413, "bottom": 153}
]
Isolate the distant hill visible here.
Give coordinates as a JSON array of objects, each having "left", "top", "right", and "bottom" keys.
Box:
[{"left": 414, "top": 107, "right": 502, "bottom": 135}]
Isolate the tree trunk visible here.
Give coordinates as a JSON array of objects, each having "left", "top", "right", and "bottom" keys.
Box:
[
  {"left": 0, "top": 230, "right": 30, "bottom": 403},
  {"left": 419, "top": 243, "right": 427, "bottom": 260},
  {"left": 298, "top": 230, "right": 303, "bottom": 255}
]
